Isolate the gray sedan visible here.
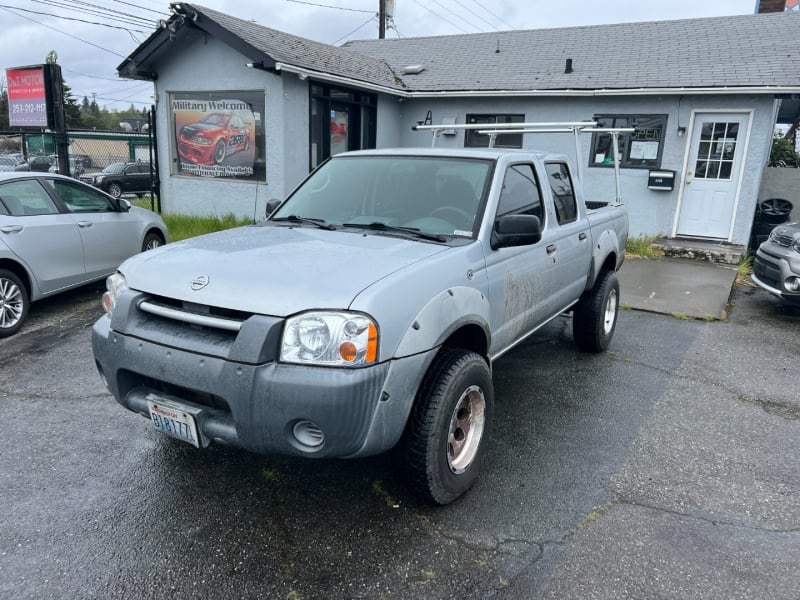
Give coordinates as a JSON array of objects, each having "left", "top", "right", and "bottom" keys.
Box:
[{"left": 0, "top": 172, "right": 168, "bottom": 337}]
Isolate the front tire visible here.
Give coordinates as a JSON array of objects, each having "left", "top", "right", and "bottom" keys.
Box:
[
  {"left": 142, "top": 232, "right": 164, "bottom": 251},
  {"left": 400, "top": 348, "right": 493, "bottom": 505},
  {"left": 107, "top": 182, "right": 122, "bottom": 198},
  {"left": 573, "top": 269, "right": 620, "bottom": 353},
  {"left": 0, "top": 269, "right": 29, "bottom": 338},
  {"left": 214, "top": 140, "right": 226, "bottom": 164}
]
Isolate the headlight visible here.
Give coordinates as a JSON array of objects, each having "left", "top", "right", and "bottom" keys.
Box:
[
  {"left": 191, "top": 136, "right": 213, "bottom": 145},
  {"left": 281, "top": 311, "right": 378, "bottom": 367},
  {"left": 95, "top": 176, "right": 105, "bottom": 184},
  {"left": 102, "top": 272, "right": 129, "bottom": 317}
]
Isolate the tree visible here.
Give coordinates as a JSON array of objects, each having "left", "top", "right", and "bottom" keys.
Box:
[
  {"left": 769, "top": 133, "right": 800, "bottom": 167},
  {"left": 0, "top": 87, "right": 8, "bottom": 130},
  {"left": 61, "top": 81, "right": 83, "bottom": 128}
]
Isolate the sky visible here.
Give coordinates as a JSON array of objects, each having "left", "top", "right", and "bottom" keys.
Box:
[{"left": 0, "top": 0, "right": 760, "bottom": 114}]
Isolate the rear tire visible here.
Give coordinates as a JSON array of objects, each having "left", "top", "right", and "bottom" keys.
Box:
[
  {"left": 573, "top": 269, "right": 619, "bottom": 353},
  {"left": 399, "top": 348, "right": 493, "bottom": 505},
  {"left": 107, "top": 182, "right": 122, "bottom": 198},
  {"left": 0, "top": 269, "right": 29, "bottom": 338}
]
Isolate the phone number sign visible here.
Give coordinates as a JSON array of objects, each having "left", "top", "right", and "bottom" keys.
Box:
[{"left": 6, "top": 67, "right": 47, "bottom": 127}]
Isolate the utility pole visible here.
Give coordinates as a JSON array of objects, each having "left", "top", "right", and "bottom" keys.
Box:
[{"left": 379, "top": 0, "right": 386, "bottom": 39}]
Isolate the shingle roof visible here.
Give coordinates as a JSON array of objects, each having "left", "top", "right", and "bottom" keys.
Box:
[
  {"left": 121, "top": 6, "right": 800, "bottom": 95},
  {"left": 189, "top": 4, "right": 403, "bottom": 89},
  {"left": 343, "top": 12, "right": 800, "bottom": 92}
]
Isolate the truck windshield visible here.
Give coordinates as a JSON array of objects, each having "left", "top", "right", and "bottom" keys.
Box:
[{"left": 272, "top": 155, "right": 493, "bottom": 237}]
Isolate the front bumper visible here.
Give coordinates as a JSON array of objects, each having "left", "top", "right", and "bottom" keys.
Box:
[
  {"left": 752, "top": 246, "right": 800, "bottom": 305},
  {"left": 92, "top": 313, "right": 434, "bottom": 458}
]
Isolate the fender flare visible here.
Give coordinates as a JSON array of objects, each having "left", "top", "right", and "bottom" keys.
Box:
[
  {"left": 586, "top": 229, "right": 619, "bottom": 291},
  {"left": 394, "top": 286, "right": 492, "bottom": 358}
]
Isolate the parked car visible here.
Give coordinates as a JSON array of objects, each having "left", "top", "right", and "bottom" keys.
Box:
[
  {"left": 0, "top": 155, "right": 30, "bottom": 172},
  {"left": 48, "top": 157, "right": 85, "bottom": 178},
  {"left": 27, "top": 155, "right": 55, "bottom": 172},
  {"left": 177, "top": 112, "right": 250, "bottom": 165},
  {"left": 72, "top": 154, "right": 93, "bottom": 169},
  {"left": 79, "top": 161, "right": 153, "bottom": 198},
  {"left": 0, "top": 172, "right": 168, "bottom": 337},
  {"left": 752, "top": 221, "right": 800, "bottom": 305},
  {"left": 92, "top": 146, "right": 628, "bottom": 504}
]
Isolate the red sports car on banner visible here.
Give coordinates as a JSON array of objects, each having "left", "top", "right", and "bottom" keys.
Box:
[{"left": 177, "top": 112, "right": 251, "bottom": 165}]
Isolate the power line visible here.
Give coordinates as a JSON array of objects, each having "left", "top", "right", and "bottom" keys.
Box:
[
  {"left": 109, "top": 0, "right": 167, "bottom": 17},
  {"left": 429, "top": 0, "right": 485, "bottom": 32},
  {"left": 32, "top": 0, "right": 153, "bottom": 26},
  {"left": 0, "top": 6, "right": 128, "bottom": 57},
  {"left": 447, "top": 0, "right": 506, "bottom": 30},
  {"left": 464, "top": 0, "right": 515, "bottom": 30},
  {"left": 332, "top": 15, "right": 376, "bottom": 44},
  {"left": 286, "top": 0, "right": 374, "bottom": 13},
  {"left": 409, "top": 0, "right": 470, "bottom": 34},
  {"left": 0, "top": 4, "right": 148, "bottom": 33}
]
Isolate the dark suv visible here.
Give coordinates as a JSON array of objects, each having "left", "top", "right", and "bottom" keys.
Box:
[{"left": 80, "top": 161, "right": 153, "bottom": 198}]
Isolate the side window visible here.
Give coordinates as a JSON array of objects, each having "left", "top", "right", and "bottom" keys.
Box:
[
  {"left": 496, "top": 164, "right": 544, "bottom": 221},
  {"left": 0, "top": 180, "right": 59, "bottom": 216},
  {"left": 47, "top": 179, "right": 116, "bottom": 213},
  {"left": 545, "top": 163, "right": 578, "bottom": 225}
]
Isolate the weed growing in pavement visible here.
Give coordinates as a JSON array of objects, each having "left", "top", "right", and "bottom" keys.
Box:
[
  {"left": 625, "top": 235, "right": 664, "bottom": 259},
  {"left": 736, "top": 253, "right": 756, "bottom": 287},
  {"left": 671, "top": 312, "right": 691, "bottom": 320}
]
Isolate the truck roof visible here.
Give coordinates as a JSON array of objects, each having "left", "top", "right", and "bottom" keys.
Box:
[{"left": 337, "top": 147, "right": 562, "bottom": 162}]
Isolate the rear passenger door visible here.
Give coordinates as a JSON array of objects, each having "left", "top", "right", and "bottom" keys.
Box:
[
  {"left": 484, "top": 162, "right": 560, "bottom": 353},
  {"left": 45, "top": 178, "right": 141, "bottom": 280},
  {"left": 543, "top": 162, "right": 591, "bottom": 308}
]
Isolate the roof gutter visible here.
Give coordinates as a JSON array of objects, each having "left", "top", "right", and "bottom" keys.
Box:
[
  {"left": 271, "top": 64, "right": 800, "bottom": 100},
  {"left": 274, "top": 62, "right": 406, "bottom": 96},
  {"left": 407, "top": 86, "right": 800, "bottom": 98}
]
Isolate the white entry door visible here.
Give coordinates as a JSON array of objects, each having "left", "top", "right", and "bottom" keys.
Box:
[{"left": 676, "top": 113, "right": 750, "bottom": 239}]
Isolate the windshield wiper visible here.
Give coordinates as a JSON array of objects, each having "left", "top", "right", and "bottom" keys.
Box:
[
  {"left": 271, "top": 215, "right": 336, "bottom": 231},
  {"left": 342, "top": 221, "right": 447, "bottom": 243}
]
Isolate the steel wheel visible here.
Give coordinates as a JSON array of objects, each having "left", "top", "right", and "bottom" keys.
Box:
[
  {"left": 603, "top": 287, "right": 618, "bottom": 336},
  {"left": 447, "top": 385, "right": 486, "bottom": 474}
]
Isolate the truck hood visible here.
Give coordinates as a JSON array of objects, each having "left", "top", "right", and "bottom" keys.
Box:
[{"left": 120, "top": 224, "right": 450, "bottom": 316}]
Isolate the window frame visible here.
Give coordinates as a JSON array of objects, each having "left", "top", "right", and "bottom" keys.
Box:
[
  {"left": 589, "top": 114, "right": 668, "bottom": 170},
  {"left": 464, "top": 114, "right": 525, "bottom": 149},
  {"left": 495, "top": 163, "right": 545, "bottom": 225},
  {"left": 544, "top": 162, "right": 579, "bottom": 225}
]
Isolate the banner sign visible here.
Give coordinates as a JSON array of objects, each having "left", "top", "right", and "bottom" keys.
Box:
[
  {"left": 6, "top": 66, "right": 47, "bottom": 127},
  {"left": 171, "top": 91, "right": 263, "bottom": 180}
]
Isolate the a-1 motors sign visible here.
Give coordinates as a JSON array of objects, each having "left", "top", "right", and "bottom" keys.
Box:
[{"left": 6, "top": 66, "right": 48, "bottom": 127}]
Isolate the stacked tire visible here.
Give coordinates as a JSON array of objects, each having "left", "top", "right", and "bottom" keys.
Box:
[{"left": 751, "top": 198, "right": 794, "bottom": 251}]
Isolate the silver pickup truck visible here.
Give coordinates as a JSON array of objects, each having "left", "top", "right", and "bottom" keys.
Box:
[{"left": 92, "top": 147, "right": 628, "bottom": 504}]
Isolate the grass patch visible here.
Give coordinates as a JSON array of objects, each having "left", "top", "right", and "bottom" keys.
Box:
[
  {"left": 625, "top": 235, "right": 664, "bottom": 259},
  {"left": 736, "top": 253, "right": 755, "bottom": 287},
  {"left": 162, "top": 212, "right": 255, "bottom": 242}
]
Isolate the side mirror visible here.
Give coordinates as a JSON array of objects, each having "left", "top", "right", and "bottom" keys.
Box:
[
  {"left": 491, "top": 214, "right": 542, "bottom": 249},
  {"left": 119, "top": 198, "right": 132, "bottom": 212},
  {"left": 265, "top": 198, "right": 282, "bottom": 218}
]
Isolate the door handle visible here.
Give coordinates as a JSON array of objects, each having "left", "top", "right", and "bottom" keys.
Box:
[
  {"left": 546, "top": 244, "right": 557, "bottom": 255},
  {"left": 0, "top": 225, "right": 23, "bottom": 233},
  {"left": 77, "top": 221, "right": 93, "bottom": 228},
  {"left": 578, "top": 232, "right": 587, "bottom": 241}
]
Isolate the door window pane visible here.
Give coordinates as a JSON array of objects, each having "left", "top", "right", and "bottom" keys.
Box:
[
  {"left": 496, "top": 164, "right": 543, "bottom": 221},
  {"left": 0, "top": 180, "right": 59, "bottom": 215},
  {"left": 47, "top": 179, "right": 116, "bottom": 212},
  {"left": 694, "top": 121, "right": 739, "bottom": 180},
  {"left": 545, "top": 163, "right": 578, "bottom": 224}
]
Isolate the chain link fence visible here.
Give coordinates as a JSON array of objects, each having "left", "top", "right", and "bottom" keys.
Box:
[{"left": 0, "top": 127, "right": 159, "bottom": 212}]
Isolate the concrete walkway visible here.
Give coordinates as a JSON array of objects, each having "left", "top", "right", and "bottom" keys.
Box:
[{"left": 618, "top": 257, "right": 739, "bottom": 319}]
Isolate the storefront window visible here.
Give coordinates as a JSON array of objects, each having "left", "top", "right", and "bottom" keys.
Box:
[
  {"left": 309, "top": 84, "right": 376, "bottom": 170},
  {"left": 589, "top": 114, "right": 667, "bottom": 169}
]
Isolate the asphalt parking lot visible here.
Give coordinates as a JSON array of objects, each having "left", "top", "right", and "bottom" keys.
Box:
[{"left": 0, "top": 282, "right": 798, "bottom": 599}]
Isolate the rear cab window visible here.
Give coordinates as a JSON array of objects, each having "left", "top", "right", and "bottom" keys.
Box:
[{"left": 544, "top": 162, "right": 578, "bottom": 225}]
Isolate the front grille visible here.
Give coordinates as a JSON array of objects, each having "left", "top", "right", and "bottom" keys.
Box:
[
  {"left": 137, "top": 295, "right": 253, "bottom": 333},
  {"left": 754, "top": 256, "right": 781, "bottom": 288}
]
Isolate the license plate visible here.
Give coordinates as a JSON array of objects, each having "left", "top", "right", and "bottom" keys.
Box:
[{"left": 146, "top": 398, "right": 200, "bottom": 448}]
